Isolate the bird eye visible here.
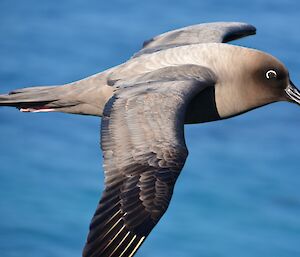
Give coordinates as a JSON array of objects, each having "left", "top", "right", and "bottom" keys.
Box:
[{"left": 266, "top": 70, "right": 277, "bottom": 79}]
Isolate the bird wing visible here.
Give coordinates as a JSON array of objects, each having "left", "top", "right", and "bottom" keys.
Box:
[
  {"left": 82, "top": 65, "right": 217, "bottom": 257},
  {"left": 133, "top": 22, "right": 256, "bottom": 58}
]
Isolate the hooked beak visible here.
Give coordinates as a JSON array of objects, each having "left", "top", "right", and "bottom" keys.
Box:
[{"left": 285, "top": 81, "right": 300, "bottom": 105}]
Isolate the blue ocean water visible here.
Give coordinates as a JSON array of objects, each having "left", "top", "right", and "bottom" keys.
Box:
[{"left": 0, "top": 0, "right": 300, "bottom": 256}]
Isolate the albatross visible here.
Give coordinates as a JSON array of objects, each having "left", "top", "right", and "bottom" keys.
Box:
[{"left": 0, "top": 22, "right": 299, "bottom": 257}]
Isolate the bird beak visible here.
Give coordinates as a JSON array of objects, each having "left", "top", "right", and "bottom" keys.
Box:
[{"left": 285, "top": 80, "right": 300, "bottom": 105}]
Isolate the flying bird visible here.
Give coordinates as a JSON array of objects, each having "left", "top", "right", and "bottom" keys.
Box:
[{"left": 0, "top": 22, "right": 299, "bottom": 257}]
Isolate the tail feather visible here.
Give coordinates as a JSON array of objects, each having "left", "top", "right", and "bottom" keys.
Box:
[
  {"left": 8, "top": 85, "right": 58, "bottom": 95},
  {"left": 0, "top": 73, "right": 114, "bottom": 116},
  {"left": 0, "top": 85, "right": 81, "bottom": 113}
]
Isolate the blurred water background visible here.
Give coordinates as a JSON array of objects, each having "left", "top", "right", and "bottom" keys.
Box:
[{"left": 0, "top": 0, "right": 300, "bottom": 256}]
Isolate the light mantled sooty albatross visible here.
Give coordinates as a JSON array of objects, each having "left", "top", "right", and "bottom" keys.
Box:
[{"left": 1, "top": 22, "right": 300, "bottom": 257}]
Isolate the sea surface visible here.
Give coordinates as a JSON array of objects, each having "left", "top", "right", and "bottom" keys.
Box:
[{"left": 0, "top": 1, "right": 300, "bottom": 257}]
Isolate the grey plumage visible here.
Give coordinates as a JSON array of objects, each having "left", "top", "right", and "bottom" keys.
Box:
[
  {"left": 0, "top": 22, "right": 299, "bottom": 257},
  {"left": 0, "top": 22, "right": 254, "bottom": 116},
  {"left": 134, "top": 22, "right": 256, "bottom": 57},
  {"left": 83, "top": 67, "right": 215, "bottom": 257},
  {"left": 0, "top": 81, "right": 111, "bottom": 115}
]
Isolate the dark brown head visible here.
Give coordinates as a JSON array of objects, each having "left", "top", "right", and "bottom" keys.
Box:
[
  {"left": 213, "top": 45, "right": 300, "bottom": 119},
  {"left": 251, "top": 53, "right": 300, "bottom": 104}
]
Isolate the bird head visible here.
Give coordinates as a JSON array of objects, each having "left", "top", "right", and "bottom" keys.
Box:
[
  {"left": 213, "top": 45, "right": 300, "bottom": 119},
  {"left": 249, "top": 52, "right": 300, "bottom": 105}
]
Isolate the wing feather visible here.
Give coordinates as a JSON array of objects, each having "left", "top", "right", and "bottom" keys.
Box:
[
  {"left": 83, "top": 65, "right": 217, "bottom": 257},
  {"left": 133, "top": 22, "right": 256, "bottom": 57}
]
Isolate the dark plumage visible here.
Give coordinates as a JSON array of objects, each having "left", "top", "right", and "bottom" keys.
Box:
[{"left": 0, "top": 22, "right": 299, "bottom": 257}]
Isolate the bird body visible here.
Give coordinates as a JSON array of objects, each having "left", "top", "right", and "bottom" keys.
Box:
[{"left": 0, "top": 22, "right": 299, "bottom": 257}]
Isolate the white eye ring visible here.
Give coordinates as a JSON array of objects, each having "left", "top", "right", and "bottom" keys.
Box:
[{"left": 266, "top": 70, "right": 277, "bottom": 79}]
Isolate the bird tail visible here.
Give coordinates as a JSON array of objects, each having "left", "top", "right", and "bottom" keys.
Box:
[
  {"left": 0, "top": 75, "right": 114, "bottom": 116},
  {"left": 0, "top": 85, "right": 77, "bottom": 113}
]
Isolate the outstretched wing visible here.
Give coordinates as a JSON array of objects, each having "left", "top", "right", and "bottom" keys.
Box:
[
  {"left": 83, "top": 65, "right": 217, "bottom": 257},
  {"left": 133, "top": 22, "right": 256, "bottom": 58}
]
